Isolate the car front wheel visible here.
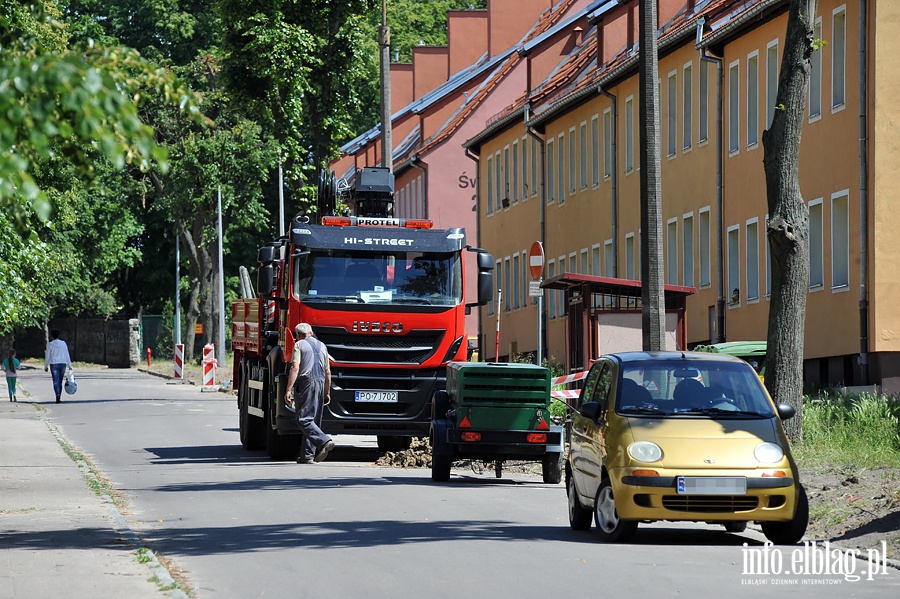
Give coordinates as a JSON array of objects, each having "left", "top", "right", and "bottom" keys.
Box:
[
  {"left": 761, "top": 485, "right": 809, "bottom": 545},
  {"left": 593, "top": 478, "right": 637, "bottom": 542}
]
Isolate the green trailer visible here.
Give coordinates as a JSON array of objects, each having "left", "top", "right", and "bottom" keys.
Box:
[
  {"left": 693, "top": 341, "right": 767, "bottom": 381},
  {"left": 429, "top": 361, "right": 564, "bottom": 483}
]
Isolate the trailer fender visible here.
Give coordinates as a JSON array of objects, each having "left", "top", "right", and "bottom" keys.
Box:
[{"left": 546, "top": 424, "right": 565, "bottom": 454}]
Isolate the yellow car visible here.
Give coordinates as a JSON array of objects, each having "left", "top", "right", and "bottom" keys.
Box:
[{"left": 566, "top": 351, "right": 808, "bottom": 544}]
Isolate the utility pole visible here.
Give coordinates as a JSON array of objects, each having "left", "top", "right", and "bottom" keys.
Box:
[
  {"left": 380, "top": 0, "right": 392, "bottom": 171},
  {"left": 217, "top": 185, "right": 227, "bottom": 371}
]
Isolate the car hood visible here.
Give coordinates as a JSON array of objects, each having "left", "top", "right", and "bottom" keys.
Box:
[{"left": 625, "top": 416, "right": 781, "bottom": 470}]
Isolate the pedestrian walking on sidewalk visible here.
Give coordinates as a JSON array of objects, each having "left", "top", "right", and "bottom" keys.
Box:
[
  {"left": 284, "top": 323, "right": 334, "bottom": 464},
  {"left": 44, "top": 330, "right": 73, "bottom": 403},
  {"left": 2, "top": 348, "right": 20, "bottom": 402}
]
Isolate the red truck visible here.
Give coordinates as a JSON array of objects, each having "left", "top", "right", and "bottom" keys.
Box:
[{"left": 231, "top": 167, "right": 494, "bottom": 460}]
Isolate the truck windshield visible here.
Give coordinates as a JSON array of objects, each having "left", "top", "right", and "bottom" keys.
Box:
[{"left": 294, "top": 249, "right": 462, "bottom": 306}]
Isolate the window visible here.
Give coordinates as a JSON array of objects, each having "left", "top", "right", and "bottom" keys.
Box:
[
  {"left": 809, "top": 199, "right": 824, "bottom": 288},
  {"left": 683, "top": 62, "right": 693, "bottom": 150},
  {"left": 490, "top": 259, "right": 500, "bottom": 314},
  {"left": 667, "top": 218, "right": 678, "bottom": 284},
  {"left": 727, "top": 225, "right": 740, "bottom": 304},
  {"left": 766, "top": 40, "right": 779, "bottom": 127},
  {"left": 810, "top": 18, "right": 823, "bottom": 119},
  {"left": 568, "top": 128, "right": 576, "bottom": 194},
  {"left": 512, "top": 141, "right": 519, "bottom": 204},
  {"left": 547, "top": 138, "right": 555, "bottom": 203},
  {"left": 833, "top": 7, "right": 846, "bottom": 108},
  {"left": 625, "top": 233, "right": 635, "bottom": 280},
  {"left": 486, "top": 155, "right": 493, "bottom": 215},
  {"left": 747, "top": 52, "right": 759, "bottom": 147},
  {"left": 699, "top": 207, "right": 711, "bottom": 286},
  {"left": 625, "top": 96, "right": 635, "bottom": 171},
  {"left": 667, "top": 71, "right": 677, "bottom": 156},
  {"left": 580, "top": 122, "right": 588, "bottom": 189},
  {"left": 603, "top": 108, "right": 613, "bottom": 178},
  {"left": 765, "top": 214, "right": 771, "bottom": 297},
  {"left": 548, "top": 260, "right": 556, "bottom": 318},
  {"left": 592, "top": 244, "right": 601, "bottom": 276},
  {"left": 729, "top": 61, "right": 740, "bottom": 153},
  {"left": 605, "top": 239, "right": 614, "bottom": 277},
  {"left": 559, "top": 255, "right": 568, "bottom": 317},
  {"left": 580, "top": 248, "right": 589, "bottom": 275},
  {"left": 746, "top": 218, "right": 760, "bottom": 301},
  {"left": 503, "top": 146, "right": 510, "bottom": 207},
  {"left": 683, "top": 213, "right": 694, "bottom": 288},
  {"left": 494, "top": 151, "right": 502, "bottom": 212},
  {"left": 591, "top": 115, "right": 600, "bottom": 186},
  {"left": 504, "top": 256, "right": 511, "bottom": 310},
  {"left": 513, "top": 253, "right": 521, "bottom": 308},
  {"left": 699, "top": 59, "right": 709, "bottom": 142},
  {"left": 558, "top": 134, "right": 565, "bottom": 204},
  {"left": 521, "top": 136, "right": 528, "bottom": 199},
  {"left": 531, "top": 136, "right": 538, "bottom": 197},
  {"left": 832, "top": 192, "right": 850, "bottom": 289}
]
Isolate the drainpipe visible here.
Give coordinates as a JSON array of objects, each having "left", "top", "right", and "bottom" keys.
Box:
[
  {"left": 858, "top": 0, "right": 869, "bottom": 385},
  {"left": 409, "top": 155, "right": 428, "bottom": 219},
  {"left": 697, "top": 18, "right": 726, "bottom": 343},
  {"left": 525, "top": 102, "right": 547, "bottom": 365},
  {"left": 464, "top": 146, "right": 484, "bottom": 357},
  {"left": 598, "top": 86, "right": 619, "bottom": 276}
]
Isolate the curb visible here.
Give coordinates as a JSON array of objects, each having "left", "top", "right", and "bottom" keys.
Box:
[{"left": 40, "top": 411, "right": 191, "bottom": 599}]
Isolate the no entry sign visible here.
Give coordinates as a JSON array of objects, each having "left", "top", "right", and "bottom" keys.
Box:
[{"left": 529, "top": 241, "right": 544, "bottom": 279}]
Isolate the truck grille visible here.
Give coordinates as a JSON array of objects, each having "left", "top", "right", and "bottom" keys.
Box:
[
  {"left": 315, "top": 328, "right": 444, "bottom": 364},
  {"left": 661, "top": 495, "right": 759, "bottom": 513}
]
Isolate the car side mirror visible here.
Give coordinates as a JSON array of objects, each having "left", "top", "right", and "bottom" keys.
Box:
[
  {"left": 579, "top": 401, "right": 604, "bottom": 423},
  {"left": 776, "top": 403, "right": 796, "bottom": 420}
]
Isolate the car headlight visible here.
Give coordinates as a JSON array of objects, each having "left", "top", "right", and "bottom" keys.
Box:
[
  {"left": 754, "top": 442, "right": 784, "bottom": 464},
  {"left": 628, "top": 441, "right": 663, "bottom": 463}
]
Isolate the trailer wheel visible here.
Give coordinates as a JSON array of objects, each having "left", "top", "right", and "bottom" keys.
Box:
[
  {"left": 431, "top": 451, "right": 452, "bottom": 482},
  {"left": 542, "top": 452, "right": 563, "bottom": 484}
]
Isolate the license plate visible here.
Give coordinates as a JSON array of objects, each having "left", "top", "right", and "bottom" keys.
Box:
[
  {"left": 677, "top": 476, "right": 747, "bottom": 495},
  {"left": 355, "top": 390, "right": 398, "bottom": 402}
]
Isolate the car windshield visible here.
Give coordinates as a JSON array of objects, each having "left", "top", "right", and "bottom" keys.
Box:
[
  {"left": 294, "top": 249, "right": 462, "bottom": 306},
  {"left": 615, "top": 359, "right": 776, "bottom": 418}
]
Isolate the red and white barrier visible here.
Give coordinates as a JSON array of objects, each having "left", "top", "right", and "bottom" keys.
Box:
[
  {"left": 551, "top": 389, "right": 581, "bottom": 399},
  {"left": 174, "top": 343, "right": 184, "bottom": 379},
  {"left": 551, "top": 371, "right": 588, "bottom": 386},
  {"left": 202, "top": 344, "right": 217, "bottom": 387}
]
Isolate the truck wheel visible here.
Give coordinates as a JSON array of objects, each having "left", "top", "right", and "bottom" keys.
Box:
[
  {"left": 239, "top": 363, "right": 265, "bottom": 450},
  {"left": 266, "top": 392, "right": 298, "bottom": 461},
  {"left": 594, "top": 478, "right": 638, "bottom": 542},
  {"left": 567, "top": 474, "right": 592, "bottom": 530},
  {"left": 542, "top": 452, "right": 563, "bottom": 484},
  {"left": 432, "top": 390, "right": 451, "bottom": 420},
  {"left": 377, "top": 435, "right": 412, "bottom": 452},
  {"left": 432, "top": 451, "right": 452, "bottom": 482}
]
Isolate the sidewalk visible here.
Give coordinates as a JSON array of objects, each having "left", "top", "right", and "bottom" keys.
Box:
[{"left": 0, "top": 369, "right": 184, "bottom": 599}]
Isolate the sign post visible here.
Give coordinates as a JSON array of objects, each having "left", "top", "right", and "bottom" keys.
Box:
[{"left": 529, "top": 241, "right": 544, "bottom": 366}]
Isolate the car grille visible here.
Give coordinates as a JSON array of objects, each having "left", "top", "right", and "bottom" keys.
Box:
[
  {"left": 662, "top": 495, "right": 760, "bottom": 513},
  {"left": 315, "top": 328, "right": 444, "bottom": 364}
]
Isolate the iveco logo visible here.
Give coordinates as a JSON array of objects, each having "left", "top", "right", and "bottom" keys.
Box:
[
  {"left": 352, "top": 321, "right": 403, "bottom": 333},
  {"left": 703, "top": 459, "right": 717, "bottom": 464}
]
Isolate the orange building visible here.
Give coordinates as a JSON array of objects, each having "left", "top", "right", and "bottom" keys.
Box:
[{"left": 463, "top": 0, "right": 900, "bottom": 392}]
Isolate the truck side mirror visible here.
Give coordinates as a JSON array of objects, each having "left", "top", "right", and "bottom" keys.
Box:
[
  {"left": 257, "top": 264, "right": 275, "bottom": 296},
  {"left": 258, "top": 245, "right": 275, "bottom": 263},
  {"left": 476, "top": 251, "right": 494, "bottom": 305}
]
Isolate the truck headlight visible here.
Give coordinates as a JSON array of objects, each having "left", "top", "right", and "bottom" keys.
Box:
[{"left": 628, "top": 441, "right": 663, "bottom": 463}]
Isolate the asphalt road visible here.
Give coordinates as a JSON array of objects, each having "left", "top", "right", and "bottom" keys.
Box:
[{"left": 30, "top": 368, "right": 900, "bottom": 597}]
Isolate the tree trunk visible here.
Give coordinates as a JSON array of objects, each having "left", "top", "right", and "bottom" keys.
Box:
[
  {"left": 762, "top": 0, "right": 818, "bottom": 441},
  {"left": 179, "top": 218, "right": 215, "bottom": 362},
  {"left": 639, "top": 0, "right": 665, "bottom": 351}
]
